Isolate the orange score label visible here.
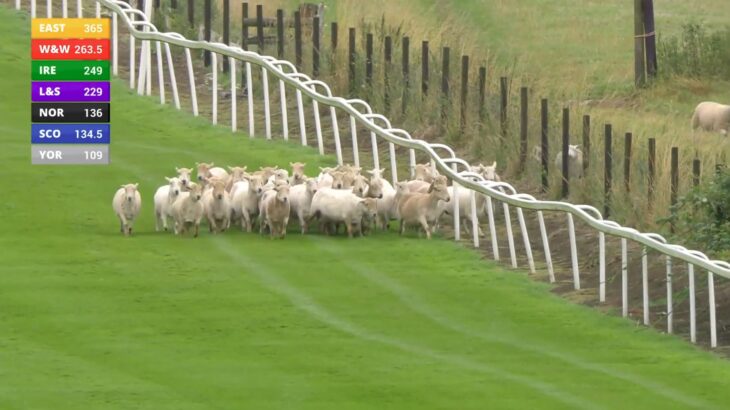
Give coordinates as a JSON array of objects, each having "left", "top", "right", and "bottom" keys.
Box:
[
  {"left": 31, "top": 18, "right": 110, "bottom": 39},
  {"left": 32, "top": 39, "right": 110, "bottom": 60}
]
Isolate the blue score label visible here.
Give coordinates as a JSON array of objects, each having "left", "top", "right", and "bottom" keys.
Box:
[{"left": 31, "top": 123, "right": 110, "bottom": 144}]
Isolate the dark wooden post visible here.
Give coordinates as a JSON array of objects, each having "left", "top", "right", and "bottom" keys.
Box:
[
  {"left": 692, "top": 158, "right": 701, "bottom": 187},
  {"left": 670, "top": 147, "right": 679, "bottom": 233},
  {"left": 154, "top": 0, "right": 159, "bottom": 9},
  {"left": 241, "top": 2, "right": 248, "bottom": 51},
  {"left": 561, "top": 108, "right": 570, "bottom": 198},
  {"left": 421, "top": 41, "right": 429, "bottom": 98},
  {"left": 256, "top": 4, "right": 264, "bottom": 52},
  {"left": 541, "top": 98, "right": 549, "bottom": 193},
  {"left": 348, "top": 27, "right": 356, "bottom": 95},
  {"left": 330, "top": 22, "right": 338, "bottom": 74},
  {"left": 276, "top": 9, "right": 284, "bottom": 59},
  {"left": 384, "top": 36, "right": 392, "bottom": 112},
  {"left": 634, "top": 0, "right": 646, "bottom": 87},
  {"left": 222, "top": 0, "right": 230, "bottom": 72},
  {"left": 313, "top": 17, "right": 320, "bottom": 77},
  {"left": 643, "top": 0, "right": 657, "bottom": 78},
  {"left": 604, "top": 124, "right": 613, "bottom": 217},
  {"left": 294, "top": 11, "right": 302, "bottom": 69},
  {"left": 187, "top": 0, "right": 194, "bottom": 27},
  {"left": 171, "top": 0, "right": 177, "bottom": 8},
  {"left": 582, "top": 115, "right": 590, "bottom": 171},
  {"left": 203, "top": 0, "right": 211, "bottom": 66},
  {"left": 460, "top": 55, "right": 469, "bottom": 132},
  {"left": 624, "top": 132, "right": 632, "bottom": 192},
  {"left": 402, "top": 37, "right": 410, "bottom": 115},
  {"left": 648, "top": 137, "right": 656, "bottom": 211},
  {"left": 519, "top": 86, "right": 528, "bottom": 174},
  {"left": 500, "top": 76, "right": 508, "bottom": 138},
  {"left": 366, "top": 33, "right": 373, "bottom": 87},
  {"left": 478, "top": 67, "right": 486, "bottom": 126},
  {"left": 441, "top": 47, "right": 450, "bottom": 121}
]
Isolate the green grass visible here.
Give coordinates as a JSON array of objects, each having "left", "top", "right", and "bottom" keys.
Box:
[{"left": 4, "top": 6, "right": 730, "bottom": 409}]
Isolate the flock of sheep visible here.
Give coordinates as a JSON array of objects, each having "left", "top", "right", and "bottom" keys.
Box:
[{"left": 112, "top": 161, "right": 502, "bottom": 239}]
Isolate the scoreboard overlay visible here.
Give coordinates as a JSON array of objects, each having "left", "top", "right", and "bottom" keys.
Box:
[{"left": 31, "top": 18, "right": 111, "bottom": 165}]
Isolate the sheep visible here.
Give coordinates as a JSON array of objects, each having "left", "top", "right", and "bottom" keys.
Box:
[
  {"left": 692, "top": 102, "right": 730, "bottom": 135},
  {"left": 258, "top": 166, "right": 279, "bottom": 181},
  {"left": 554, "top": 144, "right": 584, "bottom": 179},
  {"left": 365, "top": 168, "right": 394, "bottom": 229},
  {"left": 406, "top": 179, "right": 431, "bottom": 193},
  {"left": 308, "top": 188, "right": 378, "bottom": 238},
  {"left": 470, "top": 161, "right": 501, "bottom": 182},
  {"left": 153, "top": 177, "right": 182, "bottom": 232},
  {"left": 171, "top": 182, "right": 205, "bottom": 237},
  {"left": 397, "top": 180, "right": 451, "bottom": 239},
  {"left": 413, "top": 162, "right": 439, "bottom": 182},
  {"left": 317, "top": 167, "right": 335, "bottom": 188},
  {"left": 196, "top": 162, "right": 230, "bottom": 185},
  {"left": 225, "top": 166, "right": 248, "bottom": 192},
  {"left": 289, "top": 178, "right": 319, "bottom": 234},
  {"left": 113, "top": 183, "right": 142, "bottom": 236},
  {"left": 289, "top": 162, "right": 307, "bottom": 185},
  {"left": 259, "top": 183, "right": 291, "bottom": 239},
  {"left": 267, "top": 168, "right": 290, "bottom": 185},
  {"left": 202, "top": 179, "right": 231, "bottom": 233},
  {"left": 439, "top": 183, "right": 487, "bottom": 237},
  {"left": 176, "top": 167, "right": 193, "bottom": 189},
  {"left": 230, "top": 174, "right": 265, "bottom": 232},
  {"left": 350, "top": 174, "right": 370, "bottom": 197}
]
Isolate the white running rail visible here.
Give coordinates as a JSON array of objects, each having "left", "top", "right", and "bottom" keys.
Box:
[{"left": 17, "top": 0, "right": 729, "bottom": 348}]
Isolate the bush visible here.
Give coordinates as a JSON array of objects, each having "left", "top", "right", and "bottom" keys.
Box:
[
  {"left": 664, "top": 168, "right": 730, "bottom": 259},
  {"left": 657, "top": 22, "right": 730, "bottom": 79}
]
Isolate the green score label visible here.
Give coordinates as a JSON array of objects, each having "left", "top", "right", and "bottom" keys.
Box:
[{"left": 31, "top": 60, "right": 110, "bottom": 81}]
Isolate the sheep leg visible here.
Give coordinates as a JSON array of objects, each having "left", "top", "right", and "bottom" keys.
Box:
[
  {"left": 299, "top": 213, "right": 307, "bottom": 234},
  {"left": 282, "top": 217, "right": 289, "bottom": 238},
  {"left": 194, "top": 222, "right": 199, "bottom": 238},
  {"left": 418, "top": 216, "right": 431, "bottom": 240},
  {"left": 346, "top": 221, "right": 354, "bottom": 238},
  {"left": 155, "top": 211, "right": 161, "bottom": 232},
  {"left": 118, "top": 214, "right": 129, "bottom": 236},
  {"left": 399, "top": 219, "right": 405, "bottom": 236},
  {"left": 242, "top": 212, "right": 251, "bottom": 232}
]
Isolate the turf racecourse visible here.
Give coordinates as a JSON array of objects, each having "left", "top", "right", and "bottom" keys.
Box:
[{"left": 2, "top": 6, "right": 730, "bottom": 409}]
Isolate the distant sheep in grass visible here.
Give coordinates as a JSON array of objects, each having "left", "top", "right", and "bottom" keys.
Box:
[
  {"left": 554, "top": 145, "right": 584, "bottom": 179},
  {"left": 692, "top": 102, "right": 730, "bottom": 135},
  {"left": 202, "top": 179, "right": 231, "bottom": 233},
  {"left": 397, "top": 180, "right": 450, "bottom": 239},
  {"left": 289, "top": 177, "right": 319, "bottom": 234},
  {"left": 153, "top": 177, "right": 182, "bottom": 232},
  {"left": 171, "top": 182, "right": 205, "bottom": 237},
  {"left": 113, "top": 183, "right": 141, "bottom": 236},
  {"left": 230, "top": 174, "right": 266, "bottom": 232},
  {"left": 309, "top": 188, "right": 378, "bottom": 238},
  {"left": 259, "top": 183, "right": 291, "bottom": 239}
]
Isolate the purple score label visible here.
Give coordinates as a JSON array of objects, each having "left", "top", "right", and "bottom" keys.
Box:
[{"left": 32, "top": 81, "right": 110, "bottom": 102}]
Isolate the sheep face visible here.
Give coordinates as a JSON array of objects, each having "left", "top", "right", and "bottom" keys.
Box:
[
  {"left": 428, "top": 182, "right": 450, "bottom": 202},
  {"left": 165, "top": 177, "right": 183, "bottom": 197},
  {"left": 274, "top": 184, "right": 290, "bottom": 203},
  {"left": 188, "top": 183, "right": 203, "bottom": 201},
  {"left": 474, "top": 161, "right": 500, "bottom": 182},
  {"left": 290, "top": 162, "right": 306, "bottom": 183},
  {"left": 121, "top": 183, "right": 138, "bottom": 203},
  {"left": 211, "top": 180, "right": 226, "bottom": 200},
  {"left": 196, "top": 162, "right": 216, "bottom": 181},
  {"left": 395, "top": 181, "right": 410, "bottom": 195},
  {"left": 176, "top": 167, "right": 192, "bottom": 188},
  {"left": 367, "top": 175, "right": 384, "bottom": 199},
  {"left": 305, "top": 178, "right": 319, "bottom": 195},
  {"left": 358, "top": 198, "right": 379, "bottom": 220},
  {"left": 351, "top": 175, "right": 369, "bottom": 197},
  {"left": 258, "top": 166, "right": 279, "bottom": 181},
  {"left": 246, "top": 175, "right": 266, "bottom": 195},
  {"left": 366, "top": 168, "right": 386, "bottom": 179},
  {"left": 228, "top": 166, "right": 248, "bottom": 182},
  {"left": 331, "top": 171, "right": 347, "bottom": 189},
  {"left": 414, "top": 163, "right": 436, "bottom": 182}
]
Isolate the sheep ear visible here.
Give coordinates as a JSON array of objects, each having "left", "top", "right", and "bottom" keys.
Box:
[
  {"left": 289, "top": 162, "right": 294, "bottom": 166},
  {"left": 209, "top": 162, "right": 215, "bottom": 167},
  {"left": 273, "top": 165, "right": 279, "bottom": 170},
  {"left": 134, "top": 183, "right": 139, "bottom": 188},
  {"left": 120, "top": 184, "right": 126, "bottom": 188},
  {"left": 165, "top": 177, "right": 172, "bottom": 182},
  {"left": 227, "top": 166, "right": 234, "bottom": 171},
  {"left": 491, "top": 161, "right": 497, "bottom": 168},
  {"left": 175, "top": 167, "right": 180, "bottom": 172},
  {"left": 195, "top": 162, "right": 200, "bottom": 166}
]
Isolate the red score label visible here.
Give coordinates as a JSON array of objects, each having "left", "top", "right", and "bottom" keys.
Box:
[{"left": 31, "top": 39, "right": 110, "bottom": 60}]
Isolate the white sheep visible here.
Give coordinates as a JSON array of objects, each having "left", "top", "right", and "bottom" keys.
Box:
[
  {"left": 176, "top": 167, "right": 193, "bottom": 190},
  {"left": 398, "top": 180, "right": 451, "bottom": 239},
  {"left": 153, "top": 177, "right": 182, "bottom": 232},
  {"left": 113, "top": 183, "right": 141, "bottom": 236},
  {"left": 171, "top": 182, "right": 205, "bottom": 237},
  {"left": 225, "top": 166, "right": 248, "bottom": 192},
  {"left": 309, "top": 188, "right": 378, "bottom": 238},
  {"left": 196, "top": 162, "right": 229, "bottom": 185},
  {"left": 554, "top": 144, "right": 584, "bottom": 179},
  {"left": 413, "top": 162, "right": 439, "bottom": 182},
  {"left": 259, "top": 183, "right": 291, "bottom": 239},
  {"left": 289, "top": 162, "right": 307, "bottom": 185},
  {"left": 470, "top": 161, "right": 501, "bottom": 182},
  {"left": 365, "top": 168, "right": 396, "bottom": 229},
  {"left": 692, "top": 102, "right": 730, "bottom": 135},
  {"left": 289, "top": 177, "right": 319, "bottom": 234},
  {"left": 202, "top": 179, "right": 231, "bottom": 233},
  {"left": 230, "top": 174, "right": 265, "bottom": 232}
]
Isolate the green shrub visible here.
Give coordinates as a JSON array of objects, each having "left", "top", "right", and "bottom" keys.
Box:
[{"left": 657, "top": 22, "right": 730, "bottom": 79}]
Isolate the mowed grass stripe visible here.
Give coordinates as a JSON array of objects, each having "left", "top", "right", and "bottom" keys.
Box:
[{"left": 2, "top": 5, "right": 730, "bottom": 409}]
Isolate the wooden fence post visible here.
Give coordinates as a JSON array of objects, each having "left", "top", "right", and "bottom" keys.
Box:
[
  {"left": 648, "top": 137, "right": 656, "bottom": 211},
  {"left": 421, "top": 41, "right": 429, "bottom": 98},
  {"left": 366, "top": 33, "right": 373, "bottom": 87},
  {"left": 330, "top": 22, "right": 338, "bottom": 75},
  {"left": 204, "top": 0, "right": 211, "bottom": 66},
  {"left": 500, "top": 76, "right": 508, "bottom": 139},
  {"left": 402, "top": 36, "right": 410, "bottom": 115},
  {"left": 604, "top": 124, "right": 613, "bottom": 217},
  {"left": 643, "top": 0, "right": 657, "bottom": 78},
  {"left": 561, "top": 108, "right": 570, "bottom": 198},
  {"left": 188, "top": 0, "right": 194, "bottom": 28},
  {"left": 519, "top": 86, "right": 527, "bottom": 174},
  {"left": 441, "top": 47, "right": 450, "bottom": 122},
  {"left": 634, "top": 0, "right": 646, "bottom": 87},
  {"left": 384, "top": 36, "right": 392, "bottom": 112},
  {"left": 294, "top": 11, "right": 302, "bottom": 69},
  {"left": 222, "top": 0, "right": 230, "bottom": 72},
  {"left": 276, "top": 9, "right": 284, "bottom": 59},
  {"left": 624, "top": 132, "right": 632, "bottom": 191},
  {"left": 313, "top": 17, "right": 320, "bottom": 77},
  {"left": 241, "top": 2, "right": 248, "bottom": 50},
  {"left": 670, "top": 147, "right": 679, "bottom": 233},
  {"left": 478, "top": 67, "right": 486, "bottom": 127},
  {"left": 171, "top": 0, "right": 177, "bottom": 9},
  {"left": 256, "top": 4, "right": 264, "bottom": 52},
  {"left": 348, "top": 28, "right": 356, "bottom": 95},
  {"left": 693, "top": 158, "right": 701, "bottom": 187},
  {"left": 460, "top": 55, "right": 469, "bottom": 132},
  {"left": 541, "top": 98, "right": 549, "bottom": 193},
  {"left": 582, "top": 115, "right": 590, "bottom": 171}
]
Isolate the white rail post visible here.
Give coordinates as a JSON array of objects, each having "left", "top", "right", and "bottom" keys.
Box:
[
  {"left": 230, "top": 58, "right": 237, "bottom": 131},
  {"left": 642, "top": 247, "right": 649, "bottom": 326},
  {"left": 31, "top": 0, "right": 36, "bottom": 17},
  {"left": 503, "top": 203, "right": 517, "bottom": 268},
  {"left": 296, "top": 90, "right": 306, "bottom": 145},
  {"left": 708, "top": 271, "right": 717, "bottom": 348},
  {"left": 164, "top": 43, "right": 180, "bottom": 109},
  {"left": 76, "top": 0, "right": 81, "bottom": 18},
  {"left": 452, "top": 167, "right": 461, "bottom": 241},
  {"left": 96, "top": 1, "right": 100, "bottom": 18},
  {"left": 567, "top": 213, "right": 580, "bottom": 289},
  {"left": 129, "top": 14, "right": 136, "bottom": 89},
  {"left": 313, "top": 100, "right": 324, "bottom": 155},
  {"left": 349, "top": 117, "right": 360, "bottom": 167},
  {"left": 279, "top": 80, "right": 288, "bottom": 140},
  {"left": 666, "top": 256, "right": 673, "bottom": 334},
  {"left": 688, "top": 263, "right": 696, "bottom": 343},
  {"left": 137, "top": 40, "right": 148, "bottom": 95},
  {"left": 516, "top": 208, "right": 535, "bottom": 273},
  {"left": 184, "top": 48, "right": 198, "bottom": 116},
  {"left": 212, "top": 53, "right": 218, "bottom": 125},
  {"left": 331, "top": 107, "right": 342, "bottom": 165},
  {"left": 46, "top": 0, "right": 51, "bottom": 17},
  {"left": 409, "top": 150, "right": 416, "bottom": 180},
  {"left": 486, "top": 196, "right": 499, "bottom": 261},
  {"left": 370, "top": 131, "right": 379, "bottom": 171},
  {"left": 599, "top": 232, "right": 606, "bottom": 302},
  {"left": 262, "top": 68, "right": 271, "bottom": 139},
  {"left": 62, "top": 0, "right": 67, "bottom": 17},
  {"left": 15, "top": 0, "right": 20, "bottom": 10},
  {"left": 389, "top": 143, "right": 398, "bottom": 184},
  {"left": 145, "top": 0, "right": 152, "bottom": 96},
  {"left": 537, "top": 211, "right": 554, "bottom": 282},
  {"left": 112, "top": 13, "right": 118, "bottom": 75},
  {"left": 621, "top": 238, "right": 628, "bottom": 317},
  {"left": 156, "top": 41, "right": 165, "bottom": 104},
  {"left": 246, "top": 62, "right": 254, "bottom": 135},
  {"left": 470, "top": 190, "right": 479, "bottom": 248}
]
